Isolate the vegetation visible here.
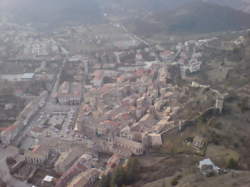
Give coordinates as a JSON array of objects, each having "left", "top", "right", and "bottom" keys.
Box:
[
  {"left": 100, "top": 158, "right": 140, "bottom": 187},
  {"left": 227, "top": 158, "right": 238, "bottom": 169},
  {"left": 171, "top": 175, "right": 182, "bottom": 186},
  {"left": 155, "top": 2, "right": 250, "bottom": 34},
  {"left": 238, "top": 97, "right": 250, "bottom": 113}
]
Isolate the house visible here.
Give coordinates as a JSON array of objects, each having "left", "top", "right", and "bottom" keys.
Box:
[
  {"left": 104, "top": 154, "right": 122, "bottom": 175},
  {"left": 67, "top": 168, "right": 100, "bottom": 187},
  {"left": 0, "top": 125, "right": 19, "bottom": 145},
  {"left": 113, "top": 137, "right": 144, "bottom": 156},
  {"left": 92, "top": 70, "right": 104, "bottom": 87},
  {"left": 97, "top": 120, "right": 120, "bottom": 136},
  {"left": 154, "top": 100, "right": 168, "bottom": 112},
  {"left": 22, "top": 73, "right": 35, "bottom": 80},
  {"left": 198, "top": 158, "right": 220, "bottom": 176},
  {"left": 160, "top": 50, "right": 174, "bottom": 61},
  {"left": 56, "top": 153, "right": 97, "bottom": 187},
  {"left": 192, "top": 136, "right": 207, "bottom": 154},
  {"left": 188, "top": 60, "right": 202, "bottom": 73},
  {"left": 148, "top": 133, "right": 163, "bottom": 146},
  {"left": 42, "top": 175, "right": 56, "bottom": 186},
  {"left": 215, "top": 95, "right": 224, "bottom": 113},
  {"left": 57, "top": 82, "right": 82, "bottom": 105},
  {"left": 120, "top": 126, "right": 133, "bottom": 140},
  {"left": 24, "top": 145, "right": 49, "bottom": 165},
  {"left": 54, "top": 148, "right": 84, "bottom": 174}
]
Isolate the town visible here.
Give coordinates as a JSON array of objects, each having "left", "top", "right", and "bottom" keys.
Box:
[{"left": 0, "top": 11, "right": 250, "bottom": 187}]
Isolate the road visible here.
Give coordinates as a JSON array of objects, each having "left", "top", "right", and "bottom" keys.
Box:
[
  {"left": 119, "top": 23, "right": 161, "bottom": 62},
  {"left": 13, "top": 58, "right": 67, "bottom": 147}
]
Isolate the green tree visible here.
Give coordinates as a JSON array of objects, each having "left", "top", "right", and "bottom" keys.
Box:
[
  {"left": 227, "top": 158, "right": 238, "bottom": 169},
  {"left": 100, "top": 173, "right": 111, "bottom": 187},
  {"left": 125, "top": 158, "right": 140, "bottom": 184},
  {"left": 111, "top": 166, "right": 127, "bottom": 187}
]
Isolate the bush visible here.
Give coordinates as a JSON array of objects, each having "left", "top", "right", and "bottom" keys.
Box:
[
  {"left": 111, "top": 167, "right": 127, "bottom": 187},
  {"left": 110, "top": 158, "right": 141, "bottom": 187},
  {"left": 100, "top": 174, "right": 111, "bottom": 187},
  {"left": 238, "top": 97, "right": 250, "bottom": 113},
  {"left": 6, "top": 157, "right": 16, "bottom": 166},
  {"left": 227, "top": 158, "right": 238, "bottom": 169},
  {"left": 171, "top": 175, "right": 182, "bottom": 186},
  {"left": 171, "top": 178, "right": 178, "bottom": 186},
  {"left": 125, "top": 157, "right": 140, "bottom": 184}
]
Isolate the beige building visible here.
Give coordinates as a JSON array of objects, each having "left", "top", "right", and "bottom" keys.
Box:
[
  {"left": 192, "top": 136, "right": 206, "bottom": 153},
  {"left": 57, "top": 82, "right": 82, "bottom": 105},
  {"left": 67, "top": 168, "right": 100, "bottom": 187},
  {"left": 113, "top": 137, "right": 144, "bottom": 156},
  {"left": 55, "top": 148, "right": 84, "bottom": 174},
  {"left": 148, "top": 133, "right": 163, "bottom": 146},
  {"left": 24, "top": 145, "right": 49, "bottom": 165}
]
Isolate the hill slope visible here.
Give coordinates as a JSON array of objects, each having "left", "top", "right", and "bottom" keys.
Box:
[{"left": 155, "top": 1, "right": 250, "bottom": 33}]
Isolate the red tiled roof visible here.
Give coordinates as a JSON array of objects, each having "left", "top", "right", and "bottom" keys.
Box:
[
  {"left": 4, "top": 125, "right": 17, "bottom": 132},
  {"left": 101, "top": 120, "right": 120, "bottom": 127},
  {"left": 160, "top": 50, "right": 173, "bottom": 57}
]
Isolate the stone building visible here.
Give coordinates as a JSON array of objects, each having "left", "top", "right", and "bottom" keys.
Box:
[
  {"left": 24, "top": 145, "right": 49, "bottom": 165},
  {"left": 57, "top": 82, "right": 82, "bottom": 105},
  {"left": 67, "top": 168, "right": 101, "bottom": 187},
  {"left": 215, "top": 95, "right": 224, "bottom": 113},
  {"left": 110, "top": 136, "right": 144, "bottom": 156},
  {"left": 192, "top": 136, "right": 207, "bottom": 153}
]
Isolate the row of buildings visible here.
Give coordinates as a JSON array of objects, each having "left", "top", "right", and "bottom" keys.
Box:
[
  {"left": 0, "top": 91, "right": 48, "bottom": 145},
  {"left": 56, "top": 82, "right": 82, "bottom": 105}
]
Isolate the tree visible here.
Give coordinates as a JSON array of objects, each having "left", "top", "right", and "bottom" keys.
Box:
[
  {"left": 111, "top": 166, "right": 127, "bottom": 187},
  {"left": 110, "top": 158, "right": 141, "bottom": 186},
  {"left": 227, "top": 158, "right": 238, "bottom": 169},
  {"left": 238, "top": 97, "right": 250, "bottom": 113},
  {"left": 125, "top": 157, "right": 140, "bottom": 184},
  {"left": 100, "top": 174, "right": 111, "bottom": 187}
]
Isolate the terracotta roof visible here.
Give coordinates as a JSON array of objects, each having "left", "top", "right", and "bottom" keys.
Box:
[
  {"left": 101, "top": 120, "right": 120, "bottom": 127},
  {"left": 3, "top": 125, "right": 17, "bottom": 132}
]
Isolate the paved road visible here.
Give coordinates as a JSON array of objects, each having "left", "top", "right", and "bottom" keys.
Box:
[{"left": 13, "top": 59, "right": 67, "bottom": 147}]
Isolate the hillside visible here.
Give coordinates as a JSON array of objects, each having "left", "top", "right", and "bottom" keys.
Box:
[
  {"left": 101, "top": 0, "right": 250, "bottom": 14},
  {"left": 154, "top": 2, "right": 250, "bottom": 33}
]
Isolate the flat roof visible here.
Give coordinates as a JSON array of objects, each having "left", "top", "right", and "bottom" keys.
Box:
[
  {"left": 22, "top": 73, "right": 35, "bottom": 79},
  {"left": 43, "top": 175, "right": 54, "bottom": 182}
]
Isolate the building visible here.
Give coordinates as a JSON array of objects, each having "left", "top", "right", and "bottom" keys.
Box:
[
  {"left": 160, "top": 50, "right": 174, "bottom": 61},
  {"left": 166, "top": 63, "right": 182, "bottom": 84},
  {"left": 111, "top": 137, "right": 144, "bottom": 156},
  {"left": 120, "top": 126, "right": 133, "bottom": 140},
  {"left": 57, "top": 82, "right": 82, "bottom": 105},
  {"left": 198, "top": 158, "right": 220, "bottom": 176},
  {"left": 192, "top": 136, "right": 206, "bottom": 153},
  {"left": 1, "top": 91, "right": 48, "bottom": 145},
  {"left": 24, "top": 145, "right": 49, "bottom": 165},
  {"left": 215, "top": 95, "right": 224, "bottom": 113},
  {"left": 67, "top": 168, "right": 100, "bottom": 187},
  {"left": 0, "top": 125, "right": 19, "bottom": 145},
  {"left": 148, "top": 133, "right": 163, "bottom": 146},
  {"left": 104, "top": 154, "right": 122, "bottom": 175},
  {"left": 42, "top": 175, "right": 56, "bottom": 186},
  {"left": 55, "top": 151, "right": 78, "bottom": 173},
  {"left": 188, "top": 61, "right": 202, "bottom": 73},
  {"left": 55, "top": 148, "right": 84, "bottom": 174},
  {"left": 55, "top": 153, "right": 97, "bottom": 187},
  {"left": 48, "top": 115, "right": 65, "bottom": 127},
  {"left": 22, "top": 73, "right": 35, "bottom": 80}
]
